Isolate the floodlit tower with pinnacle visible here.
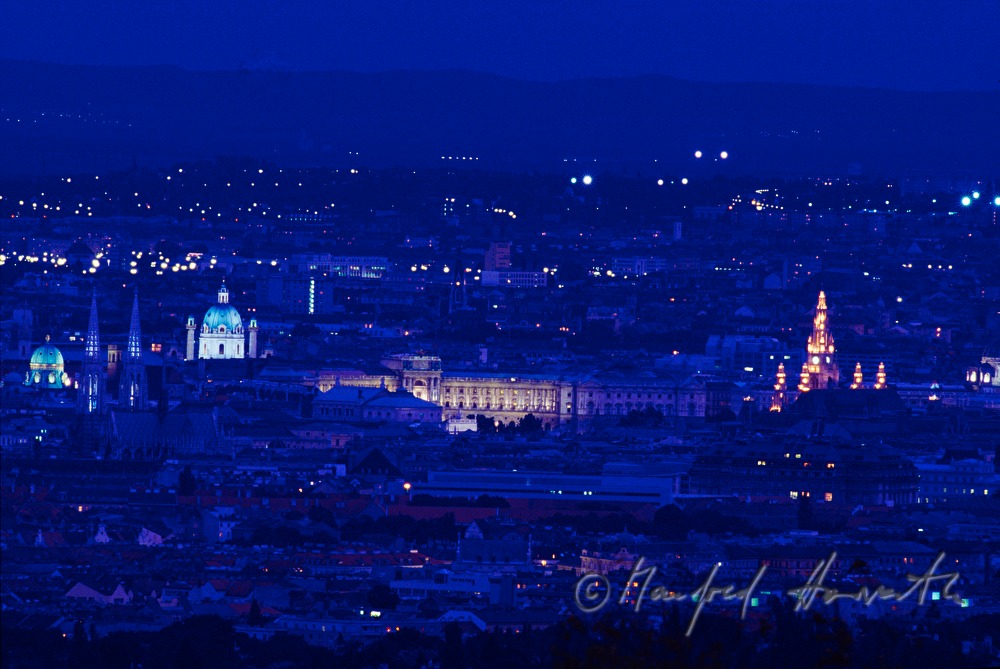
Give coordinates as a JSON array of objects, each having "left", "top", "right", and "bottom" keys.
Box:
[
  {"left": 803, "top": 291, "right": 840, "bottom": 389},
  {"left": 119, "top": 289, "right": 148, "bottom": 411}
]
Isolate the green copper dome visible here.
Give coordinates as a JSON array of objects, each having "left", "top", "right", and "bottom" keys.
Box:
[
  {"left": 30, "top": 338, "right": 64, "bottom": 368},
  {"left": 25, "top": 335, "right": 70, "bottom": 388}
]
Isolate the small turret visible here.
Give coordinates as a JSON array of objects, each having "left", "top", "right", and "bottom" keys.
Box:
[
  {"left": 851, "top": 362, "right": 863, "bottom": 389},
  {"left": 248, "top": 317, "right": 259, "bottom": 359},
  {"left": 798, "top": 362, "right": 811, "bottom": 393},
  {"left": 770, "top": 363, "right": 787, "bottom": 412},
  {"left": 185, "top": 315, "right": 197, "bottom": 361},
  {"left": 874, "top": 362, "right": 887, "bottom": 389}
]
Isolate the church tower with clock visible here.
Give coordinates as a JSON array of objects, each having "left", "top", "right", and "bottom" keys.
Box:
[{"left": 798, "top": 291, "right": 840, "bottom": 391}]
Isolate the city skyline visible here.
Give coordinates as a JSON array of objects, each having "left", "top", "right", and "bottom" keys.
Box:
[{"left": 1, "top": 4, "right": 998, "bottom": 667}]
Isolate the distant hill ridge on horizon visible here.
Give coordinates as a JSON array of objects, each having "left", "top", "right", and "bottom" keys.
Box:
[
  {"left": 6, "top": 57, "right": 996, "bottom": 93},
  {"left": 2, "top": 59, "right": 997, "bottom": 177}
]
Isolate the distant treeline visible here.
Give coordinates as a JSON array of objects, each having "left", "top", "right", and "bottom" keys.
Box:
[{"left": 3, "top": 609, "right": 998, "bottom": 669}]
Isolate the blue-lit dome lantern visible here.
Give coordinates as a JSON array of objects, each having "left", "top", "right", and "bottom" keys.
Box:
[{"left": 25, "top": 335, "right": 72, "bottom": 388}]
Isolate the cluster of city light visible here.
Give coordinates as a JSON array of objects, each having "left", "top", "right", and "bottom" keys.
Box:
[
  {"left": 8, "top": 196, "right": 95, "bottom": 217},
  {"left": 492, "top": 207, "right": 517, "bottom": 219},
  {"left": 959, "top": 191, "right": 1000, "bottom": 207},
  {"left": 2, "top": 164, "right": 360, "bottom": 224},
  {"left": 693, "top": 150, "right": 728, "bottom": 160},
  {"left": 901, "top": 263, "right": 954, "bottom": 270},
  {"left": 728, "top": 194, "right": 784, "bottom": 212},
  {"left": 588, "top": 267, "right": 644, "bottom": 280},
  {"left": 1, "top": 252, "right": 71, "bottom": 268}
]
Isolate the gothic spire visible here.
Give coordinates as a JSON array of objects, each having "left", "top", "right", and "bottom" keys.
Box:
[
  {"left": 85, "top": 289, "right": 101, "bottom": 360},
  {"left": 119, "top": 288, "right": 148, "bottom": 411},
  {"left": 77, "top": 289, "right": 107, "bottom": 420},
  {"left": 126, "top": 288, "right": 143, "bottom": 361}
]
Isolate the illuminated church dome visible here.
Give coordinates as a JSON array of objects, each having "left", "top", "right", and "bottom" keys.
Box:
[
  {"left": 25, "top": 335, "right": 72, "bottom": 388},
  {"left": 31, "top": 338, "right": 64, "bottom": 367},
  {"left": 187, "top": 283, "right": 258, "bottom": 360}
]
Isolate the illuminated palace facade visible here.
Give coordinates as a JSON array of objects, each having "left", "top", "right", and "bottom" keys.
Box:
[{"left": 317, "top": 354, "right": 710, "bottom": 430}]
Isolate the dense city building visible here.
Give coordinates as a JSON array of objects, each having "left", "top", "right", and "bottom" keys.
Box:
[{"left": 1, "top": 152, "right": 998, "bottom": 667}]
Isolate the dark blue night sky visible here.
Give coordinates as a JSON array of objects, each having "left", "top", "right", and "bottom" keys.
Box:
[{"left": 2, "top": 0, "right": 997, "bottom": 91}]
